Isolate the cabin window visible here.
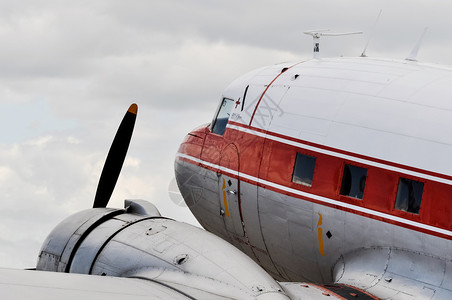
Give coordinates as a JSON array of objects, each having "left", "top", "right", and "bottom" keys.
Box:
[
  {"left": 340, "top": 164, "right": 367, "bottom": 199},
  {"left": 394, "top": 178, "right": 424, "bottom": 214},
  {"left": 211, "top": 98, "right": 234, "bottom": 135},
  {"left": 292, "top": 153, "right": 316, "bottom": 187}
]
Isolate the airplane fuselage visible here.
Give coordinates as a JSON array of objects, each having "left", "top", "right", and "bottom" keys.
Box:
[{"left": 175, "top": 57, "right": 452, "bottom": 296}]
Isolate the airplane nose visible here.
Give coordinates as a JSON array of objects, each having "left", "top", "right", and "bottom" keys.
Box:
[
  {"left": 174, "top": 123, "right": 237, "bottom": 243},
  {"left": 174, "top": 124, "right": 208, "bottom": 208}
]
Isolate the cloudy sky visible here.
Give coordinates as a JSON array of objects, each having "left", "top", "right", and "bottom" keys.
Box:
[{"left": 1, "top": 0, "right": 451, "bottom": 269}]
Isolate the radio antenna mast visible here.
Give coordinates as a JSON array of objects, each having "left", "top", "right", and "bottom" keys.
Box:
[
  {"left": 304, "top": 30, "right": 363, "bottom": 59},
  {"left": 361, "top": 10, "right": 382, "bottom": 57},
  {"left": 406, "top": 27, "right": 428, "bottom": 62}
]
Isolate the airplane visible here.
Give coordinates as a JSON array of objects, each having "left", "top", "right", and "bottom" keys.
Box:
[
  {"left": 175, "top": 42, "right": 452, "bottom": 298},
  {"left": 2, "top": 37, "right": 452, "bottom": 299}
]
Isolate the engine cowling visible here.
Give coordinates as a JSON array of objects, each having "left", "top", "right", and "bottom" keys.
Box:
[{"left": 36, "top": 200, "right": 291, "bottom": 299}]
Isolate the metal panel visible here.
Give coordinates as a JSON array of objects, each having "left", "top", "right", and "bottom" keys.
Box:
[
  {"left": 219, "top": 143, "right": 243, "bottom": 236},
  {"left": 0, "top": 268, "right": 231, "bottom": 299},
  {"left": 69, "top": 218, "right": 128, "bottom": 274},
  {"left": 36, "top": 208, "right": 122, "bottom": 272}
]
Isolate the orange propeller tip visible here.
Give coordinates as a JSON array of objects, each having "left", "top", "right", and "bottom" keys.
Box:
[{"left": 128, "top": 103, "right": 138, "bottom": 115}]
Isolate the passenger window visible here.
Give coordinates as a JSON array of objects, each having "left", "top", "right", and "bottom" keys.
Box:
[
  {"left": 340, "top": 164, "right": 367, "bottom": 199},
  {"left": 292, "top": 153, "right": 316, "bottom": 187},
  {"left": 211, "top": 98, "right": 235, "bottom": 135},
  {"left": 394, "top": 178, "right": 424, "bottom": 214}
]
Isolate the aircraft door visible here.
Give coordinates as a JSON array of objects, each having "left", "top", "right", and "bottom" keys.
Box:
[{"left": 218, "top": 143, "right": 245, "bottom": 237}]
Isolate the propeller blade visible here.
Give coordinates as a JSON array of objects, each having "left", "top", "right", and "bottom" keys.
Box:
[{"left": 93, "top": 103, "right": 138, "bottom": 208}]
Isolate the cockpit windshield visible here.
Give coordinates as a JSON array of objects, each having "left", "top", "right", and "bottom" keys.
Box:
[{"left": 211, "top": 98, "right": 234, "bottom": 135}]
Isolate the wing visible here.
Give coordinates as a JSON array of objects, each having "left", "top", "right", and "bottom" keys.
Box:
[
  {"left": 2, "top": 268, "right": 383, "bottom": 300},
  {"left": 0, "top": 268, "right": 229, "bottom": 299},
  {"left": 15, "top": 199, "right": 382, "bottom": 300}
]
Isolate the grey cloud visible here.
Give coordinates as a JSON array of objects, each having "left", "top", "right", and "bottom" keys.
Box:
[{"left": 2, "top": 0, "right": 452, "bottom": 270}]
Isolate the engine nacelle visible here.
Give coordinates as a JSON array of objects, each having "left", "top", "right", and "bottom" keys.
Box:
[
  {"left": 37, "top": 200, "right": 290, "bottom": 299},
  {"left": 37, "top": 207, "right": 124, "bottom": 272}
]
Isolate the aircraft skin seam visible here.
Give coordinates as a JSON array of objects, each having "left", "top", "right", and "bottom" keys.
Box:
[
  {"left": 248, "top": 62, "right": 302, "bottom": 126},
  {"left": 176, "top": 153, "right": 452, "bottom": 239},
  {"left": 87, "top": 216, "right": 170, "bottom": 275},
  {"left": 64, "top": 209, "right": 125, "bottom": 273},
  {"left": 218, "top": 144, "right": 269, "bottom": 268},
  {"left": 254, "top": 129, "right": 285, "bottom": 280},
  {"left": 129, "top": 276, "right": 197, "bottom": 300}
]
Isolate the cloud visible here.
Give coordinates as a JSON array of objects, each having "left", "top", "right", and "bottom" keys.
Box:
[{"left": 1, "top": 0, "right": 452, "bottom": 269}]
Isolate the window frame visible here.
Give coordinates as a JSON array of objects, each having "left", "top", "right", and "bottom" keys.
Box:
[
  {"left": 291, "top": 152, "right": 317, "bottom": 187},
  {"left": 339, "top": 163, "right": 368, "bottom": 200},
  {"left": 210, "top": 97, "right": 235, "bottom": 136},
  {"left": 394, "top": 177, "right": 424, "bottom": 215}
]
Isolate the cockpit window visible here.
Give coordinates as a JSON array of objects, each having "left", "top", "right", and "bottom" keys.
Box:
[{"left": 211, "top": 98, "right": 234, "bottom": 135}]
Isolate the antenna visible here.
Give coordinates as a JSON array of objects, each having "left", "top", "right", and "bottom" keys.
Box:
[
  {"left": 406, "top": 27, "right": 428, "bottom": 62},
  {"left": 361, "top": 9, "right": 382, "bottom": 57},
  {"left": 304, "top": 30, "right": 363, "bottom": 59}
]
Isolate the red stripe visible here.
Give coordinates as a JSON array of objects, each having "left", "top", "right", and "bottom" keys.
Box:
[
  {"left": 178, "top": 154, "right": 452, "bottom": 241},
  {"left": 177, "top": 124, "right": 452, "bottom": 241},
  {"left": 229, "top": 120, "right": 452, "bottom": 181}
]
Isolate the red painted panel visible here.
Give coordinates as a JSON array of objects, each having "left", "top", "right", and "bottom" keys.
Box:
[{"left": 177, "top": 122, "right": 452, "bottom": 239}]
